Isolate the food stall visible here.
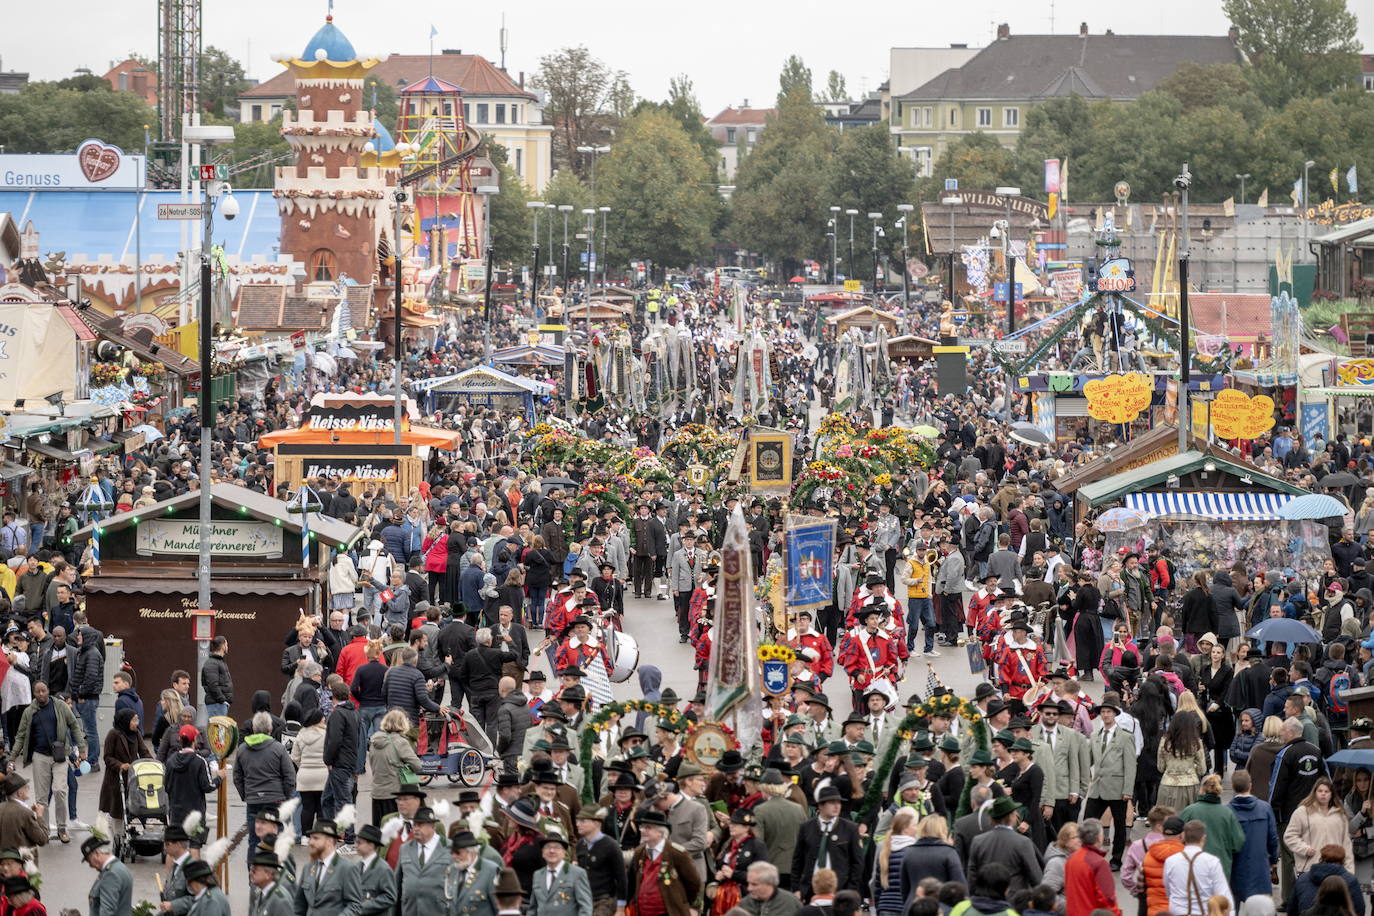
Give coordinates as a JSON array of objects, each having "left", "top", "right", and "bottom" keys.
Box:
[{"left": 409, "top": 366, "right": 554, "bottom": 422}]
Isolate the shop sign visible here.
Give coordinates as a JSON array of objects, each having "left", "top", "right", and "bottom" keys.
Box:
[
  {"left": 1336, "top": 358, "right": 1374, "bottom": 387},
  {"left": 0, "top": 140, "right": 146, "bottom": 189},
  {"left": 1303, "top": 199, "right": 1373, "bottom": 226},
  {"left": 956, "top": 191, "right": 1049, "bottom": 221},
  {"left": 1300, "top": 403, "right": 1330, "bottom": 443},
  {"left": 1210, "top": 389, "right": 1277, "bottom": 440},
  {"left": 1084, "top": 372, "right": 1152, "bottom": 423},
  {"left": 1090, "top": 257, "right": 1136, "bottom": 293},
  {"left": 300, "top": 458, "right": 399, "bottom": 483},
  {"left": 135, "top": 519, "right": 284, "bottom": 558},
  {"left": 304, "top": 403, "right": 408, "bottom": 432}
]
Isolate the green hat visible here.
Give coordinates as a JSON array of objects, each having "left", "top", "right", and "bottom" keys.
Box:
[
  {"left": 1010, "top": 737, "right": 1035, "bottom": 754},
  {"left": 988, "top": 796, "right": 1023, "bottom": 820},
  {"left": 676, "top": 762, "right": 704, "bottom": 779},
  {"left": 626, "top": 745, "right": 650, "bottom": 760},
  {"left": 968, "top": 749, "right": 996, "bottom": 766},
  {"left": 784, "top": 714, "right": 809, "bottom": 729},
  {"left": 992, "top": 729, "right": 1016, "bottom": 747},
  {"left": 783, "top": 734, "right": 811, "bottom": 748},
  {"left": 655, "top": 718, "right": 686, "bottom": 734},
  {"left": 852, "top": 740, "right": 876, "bottom": 756},
  {"left": 939, "top": 735, "right": 961, "bottom": 754},
  {"left": 824, "top": 740, "right": 848, "bottom": 756},
  {"left": 911, "top": 733, "right": 935, "bottom": 752},
  {"left": 904, "top": 753, "right": 931, "bottom": 768}
]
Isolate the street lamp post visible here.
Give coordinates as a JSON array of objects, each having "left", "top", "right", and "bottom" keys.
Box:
[
  {"left": 558, "top": 204, "right": 573, "bottom": 302},
  {"left": 828, "top": 206, "right": 841, "bottom": 283},
  {"left": 845, "top": 209, "right": 858, "bottom": 283},
  {"left": 1177, "top": 162, "right": 1193, "bottom": 455},
  {"left": 477, "top": 174, "right": 500, "bottom": 361},
  {"left": 526, "top": 200, "right": 544, "bottom": 321},
  {"left": 599, "top": 206, "right": 610, "bottom": 288},
  {"left": 896, "top": 203, "right": 914, "bottom": 313},
  {"left": 867, "top": 212, "right": 883, "bottom": 294},
  {"left": 582, "top": 207, "right": 596, "bottom": 307},
  {"left": 576, "top": 145, "right": 611, "bottom": 201},
  {"left": 1303, "top": 159, "right": 1316, "bottom": 256},
  {"left": 1235, "top": 173, "right": 1250, "bottom": 206},
  {"left": 942, "top": 195, "right": 961, "bottom": 305}
]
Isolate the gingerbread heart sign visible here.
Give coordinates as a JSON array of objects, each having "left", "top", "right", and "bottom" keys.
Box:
[{"left": 77, "top": 139, "right": 122, "bottom": 184}]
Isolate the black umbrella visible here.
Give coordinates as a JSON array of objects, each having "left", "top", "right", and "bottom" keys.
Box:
[
  {"left": 1320, "top": 472, "right": 1361, "bottom": 489},
  {"left": 1010, "top": 422, "right": 1051, "bottom": 447},
  {"left": 541, "top": 476, "right": 578, "bottom": 494}
]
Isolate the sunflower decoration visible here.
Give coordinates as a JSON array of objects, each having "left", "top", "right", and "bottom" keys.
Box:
[{"left": 757, "top": 644, "right": 796, "bottom": 664}]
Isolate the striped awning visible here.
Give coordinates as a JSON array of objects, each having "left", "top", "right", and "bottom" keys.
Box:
[{"left": 1125, "top": 491, "right": 1292, "bottom": 521}]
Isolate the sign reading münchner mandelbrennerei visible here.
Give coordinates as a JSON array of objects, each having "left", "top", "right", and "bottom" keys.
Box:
[{"left": 135, "top": 519, "right": 284, "bottom": 558}]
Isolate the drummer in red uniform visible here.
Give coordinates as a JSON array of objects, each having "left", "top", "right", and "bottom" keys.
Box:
[
  {"left": 788, "top": 610, "right": 834, "bottom": 683},
  {"left": 837, "top": 601, "right": 901, "bottom": 713},
  {"left": 992, "top": 610, "right": 1049, "bottom": 701},
  {"left": 552, "top": 615, "right": 613, "bottom": 678}
]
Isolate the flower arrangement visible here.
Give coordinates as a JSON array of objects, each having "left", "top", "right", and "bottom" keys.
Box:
[
  {"left": 817, "top": 414, "right": 855, "bottom": 440},
  {"left": 136, "top": 360, "right": 166, "bottom": 382},
  {"left": 858, "top": 692, "right": 989, "bottom": 823},
  {"left": 873, "top": 473, "right": 893, "bottom": 487},
  {"left": 90, "top": 363, "right": 127, "bottom": 387},
  {"left": 578, "top": 700, "right": 683, "bottom": 802},
  {"left": 757, "top": 644, "right": 796, "bottom": 663}
]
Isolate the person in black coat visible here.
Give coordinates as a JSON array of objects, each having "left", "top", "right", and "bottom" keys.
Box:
[
  {"left": 435, "top": 616, "right": 477, "bottom": 708},
  {"left": 458, "top": 630, "right": 505, "bottom": 731},
  {"left": 899, "top": 832, "right": 966, "bottom": 913},
  {"left": 1180, "top": 571, "right": 1219, "bottom": 649},
  {"left": 1068, "top": 571, "right": 1103, "bottom": 679},
  {"left": 791, "top": 786, "right": 865, "bottom": 900},
  {"left": 575, "top": 802, "right": 628, "bottom": 911},
  {"left": 1197, "top": 645, "right": 1235, "bottom": 775},
  {"left": 714, "top": 809, "right": 770, "bottom": 911},
  {"left": 321, "top": 680, "right": 358, "bottom": 836}
]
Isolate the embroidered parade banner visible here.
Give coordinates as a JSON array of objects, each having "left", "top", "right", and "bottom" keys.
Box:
[
  {"left": 707, "top": 509, "right": 761, "bottom": 721},
  {"left": 785, "top": 518, "right": 836, "bottom": 612}
]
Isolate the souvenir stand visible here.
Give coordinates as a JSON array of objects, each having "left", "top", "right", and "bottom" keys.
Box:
[
  {"left": 410, "top": 366, "right": 554, "bottom": 423},
  {"left": 72, "top": 483, "right": 362, "bottom": 721}
]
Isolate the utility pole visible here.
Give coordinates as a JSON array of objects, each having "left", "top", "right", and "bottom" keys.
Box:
[
  {"left": 942, "top": 195, "right": 961, "bottom": 305},
  {"left": 1235, "top": 173, "right": 1250, "bottom": 206},
  {"left": 558, "top": 204, "right": 573, "bottom": 308},
  {"left": 392, "top": 190, "right": 406, "bottom": 445},
  {"left": 828, "top": 206, "right": 840, "bottom": 283},
  {"left": 868, "top": 212, "right": 883, "bottom": 294},
  {"left": 526, "top": 200, "right": 543, "bottom": 322},
  {"left": 845, "top": 209, "right": 858, "bottom": 282},
  {"left": 996, "top": 186, "right": 1022, "bottom": 422},
  {"left": 582, "top": 208, "right": 596, "bottom": 300},
  {"left": 1177, "top": 162, "right": 1192, "bottom": 455},
  {"left": 599, "top": 206, "right": 610, "bottom": 288},
  {"left": 897, "top": 204, "right": 913, "bottom": 313}
]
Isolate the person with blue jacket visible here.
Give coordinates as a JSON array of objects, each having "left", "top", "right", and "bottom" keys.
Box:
[{"left": 1229, "top": 769, "right": 1279, "bottom": 902}]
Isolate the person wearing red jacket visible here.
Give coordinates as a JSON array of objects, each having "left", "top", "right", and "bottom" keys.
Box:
[
  {"left": 1063, "top": 819, "right": 1120, "bottom": 916},
  {"left": 836, "top": 605, "right": 900, "bottom": 712},
  {"left": 333, "top": 625, "right": 378, "bottom": 687},
  {"left": 788, "top": 611, "right": 834, "bottom": 681}
]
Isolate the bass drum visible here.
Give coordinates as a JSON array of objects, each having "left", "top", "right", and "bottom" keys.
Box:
[{"left": 610, "top": 630, "right": 640, "bottom": 683}]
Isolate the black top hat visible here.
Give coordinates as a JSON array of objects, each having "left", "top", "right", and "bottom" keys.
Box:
[
  {"left": 80, "top": 835, "right": 109, "bottom": 858},
  {"left": 637, "top": 810, "right": 671, "bottom": 831},
  {"left": 458, "top": 789, "right": 482, "bottom": 805},
  {"left": 556, "top": 666, "right": 584, "bottom": 678},
  {"left": 356, "top": 824, "right": 384, "bottom": 846},
  {"left": 308, "top": 819, "right": 341, "bottom": 840},
  {"left": 716, "top": 749, "right": 745, "bottom": 772},
  {"left": 815, "top": 786, "right": 844, "bottom": 805},
  {"left": 617, "top": 728, "right": 647, "bottom": 746},
  {"left": 610, "top": 772, "right": 642, "bottom": 792},
  {"left": 2, "top": 876, "right": 34, "bottom": 897},
  {"left": 450, "top": 829, "right": 481, "bottom": 848},
  {"left": 251, "top": 849, "right": 284, "bottom": 871},
  {"left": 507, "top": 798, "right": 541, "bottom": 830},
  {"left": 807, "top": 692, "right": 832, "bottom": 709},
  {"left": 1036, "top": 696, "right": 1062, "bottom": 711},
  {"left": 559, "top": 685, "right": 586, "bottom": 704},
  {"left": 659, "top": 688, "right": 682, "bottom": 706},
  {"left": 864, "top": 574, "right": 885, "bottom": 588},
  {"left": 730, "top": 809, "right": 757, "bottom": 827},
  {"left": 857, "top": 606, "right": 883, "bottom": 621},
  {"left": 842, "top": 713, "right": 867, "bottom": 727},
  {"left": 494, "top": 772, "right": 521, "bottom": 788},
  {"left": 183, "top": 860, "right": 216, "bottom": 885},
  {"left": 533, "top": 771, "right": 562, "bottom": 786},
  {"left": 254, "top": 806, "right": 282, "bottom": 825},
  {"left": 163, "top": 826, "right": 190, "bottom": 845}
]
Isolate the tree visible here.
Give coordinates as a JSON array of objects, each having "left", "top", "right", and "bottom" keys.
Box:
[
  {"left": 224, "top": 116, "right": 291, "bottom": 188},
  {"left": 1009, "top": 95, "right": 1096, "bottom": 199},
  {"left": 483, "top": 141, "right": 533, "bottom": 266},
  {"left": 731, "top": 85, "right": 836, "bottom": 273},
  {"left": 200, "top": 46, "right": 250, "bottom": 118},
  {"left": 632, "top": 75, "right": 719, "bottom": 178},
  {"left": 823, "top": 125, "right": 916, "bottom": 278},
  {"left": 363, "top": 75, "right": 399, "bottom": 133},
  {"left": 599, "top": 110, "right": 717, "bottom": 268},
  {"left": 0, "top": 81, "right": 155, "bottom": 153},
  {"left": 541, "top": 169, "right": 593, "bottom": 216},
  {"left": 55, "top": 74, "right": 109, "bottom": 92},
  {"left": 923, "top": 132, "right": 1015, "bottom": 200},
  {"left": 1075, "top": 92, "right": 1186, "bottom": 201},
  {"left": 1252, "top": 96, "right": 1355, "bottom": 195},
  {"left": 777, "top": 55, "right": 813, "bottom": 108},
  {"left": 1223, "top": 0, "right": 1361, "bottom": 106},
  {"left": 1156, "top": 62, "right": 1263, "bottom": 118},
  {"left": 531, "top": 46, "right": 624, "bottom": 176},
  {"left": 824, "top": 70, "right": 849, "bottom": 103}
]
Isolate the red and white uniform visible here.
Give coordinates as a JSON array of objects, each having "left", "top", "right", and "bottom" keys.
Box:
[
  {"left": 788, "top": 628, "right": 835, "bottom": 680},
  {"left": 837, "top": 625, "right": 900, "bottom": 691},
  {"left": 552, "top": 634, "right": 613, "bottom": 674},
  {"left": 992, "top": 633, "right": 1049, "bottom": 700}
]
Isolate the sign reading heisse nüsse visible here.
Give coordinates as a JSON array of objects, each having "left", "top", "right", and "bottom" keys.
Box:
[{"left": 135, "top": 520, "right": 284, "bottom": 558}]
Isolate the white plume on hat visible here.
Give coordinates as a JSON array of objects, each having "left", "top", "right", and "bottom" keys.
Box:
[
  {"left": 335, "top": 804, "right": 357, "bottom": 833},
  {"left": 202, "top": 836, "right": 231, "bottom": 867},
  {"left": 433, "top": 799, "right": 454, "bottom": 827},
  {"left": 182, "top": 810, "right": 204, "bottom": 837},
  {"left": 278, "top": 796, "right": 301, "bottom": 824},
  {"left": 380, "top": 817, "right": 405, "bottom": 844},
  {"left": 274, "top": 825, "right": 296, "bottom": 862}
]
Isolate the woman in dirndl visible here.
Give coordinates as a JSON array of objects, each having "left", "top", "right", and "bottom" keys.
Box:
[{"left": 711, "top": 809, "right": 768, "bottom": 915}]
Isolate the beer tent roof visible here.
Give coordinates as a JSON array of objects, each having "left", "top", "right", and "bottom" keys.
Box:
[{"left": 71, "top": 481, "right": 364, "bottom": 548}]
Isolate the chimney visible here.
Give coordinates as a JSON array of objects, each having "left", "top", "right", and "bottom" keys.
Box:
[
  {"left": 1228, "top": 25, "right": 1240, "bottom": 43},
  {"left": 1079, "top": 22, "right": 1089, "bottom": 36},
  {"left": 996, "top": 23, "right": 1010, "bottom": 40},
  {"left": 742, "top": 98, "right": 749, "bottom": 108},
  {"left": 293, "top": 274, "right": 304, "bottom": 296},
  {"left": 518, "top": 70, "right": 525, "bottom": 88}
]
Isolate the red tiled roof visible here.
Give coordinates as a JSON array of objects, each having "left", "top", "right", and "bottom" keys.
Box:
[
  {"left": 242, "top": 53, "right": 535, "bottom": 100},
  {"left": 1188, "top": 293, "right": 1272, "bottom": 340},
  {"left": 705, "top": 107, "right": 776, "bottom": 126}
]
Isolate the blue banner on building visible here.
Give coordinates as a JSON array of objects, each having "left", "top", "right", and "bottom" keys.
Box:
[
  {"left": 785, "top": 520, "right": 836, "bottom": 611},
  {"left": 1300, "top": 402, "right": 1329, "bottom": 444}
]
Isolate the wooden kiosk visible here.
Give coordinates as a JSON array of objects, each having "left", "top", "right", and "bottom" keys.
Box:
[
  {"left": 72, "top": 484, "right": 362, "bottom": 721},
  {"left": 258, "top": 392, "right": 461, "bottom": 493}
]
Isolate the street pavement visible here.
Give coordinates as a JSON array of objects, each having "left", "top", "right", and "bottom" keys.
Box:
[{"left": 33, "top": 588, "right": 1135, "bottom": 910}]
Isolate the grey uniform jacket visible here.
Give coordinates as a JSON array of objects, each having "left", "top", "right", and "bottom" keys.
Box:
[
  {"left": 357, "top": 854, "right": 397, "bottom": 915},
  {"left": 447, "top": 856, "right": 502, "bottom": 916},
  {"left": 88, "top": 859, "right": 134, "bottom": 916},
  {"left": 668, "top": 550, "right": 704, "bottom": 593},
  {"left": 528, "top": 863, "right": 595, "bottom": 916},
  {"left": 397, "top": 837, "right": 453, "bottom": 916},
  {"left": 1087, "top": 724, "right": 1138, "bottom": 800},
  {"left": 186, "top": 887, "right": 232, "bottom": 916},
  {"left": 1036, "top": 725, "right": 1090, "bottom": 801},
  {"left": 249, "top": 882, "right": 295, "bottom": 916},
  {"left": 292, "top": 851, "right": 362, "bottom": 916}
]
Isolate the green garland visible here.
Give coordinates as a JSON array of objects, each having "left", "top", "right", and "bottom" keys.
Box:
[
  {"left": 563, "top": 486, "right": 637, "bottom": 550},
  {"left": 856, "top": 693, "right": 991, "bottom": 823},
  {"left": 578, "top": 700, "right": 685, "bottom": 803}
]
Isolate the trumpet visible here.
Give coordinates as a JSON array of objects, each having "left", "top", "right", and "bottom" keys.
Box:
[{"left": 926, "top": 550, "right": 939, "bottom": 564}]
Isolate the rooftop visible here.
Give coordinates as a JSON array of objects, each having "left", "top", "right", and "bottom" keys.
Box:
[
  {"left": 899, "top": 28, "right": 1242, "bottom": 102},
  {"left": 235, "top": 282, "right": 373, "bottom": 332},
  {"left": 242, "top": 51, "right": 534, "bottom": 101},
  {"left": 705, "top": 106, "right": 776, "bottom": 126},
  {"left": 302, "top": 17, "right": 357, "bottom": 63}
]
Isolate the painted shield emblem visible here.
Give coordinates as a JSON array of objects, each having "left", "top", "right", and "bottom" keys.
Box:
[
  {"left": 761, "top": 658, "right": 790, "bottom": 696},
  {"left": 206, "top": 716, "right": 240, "bottom": 760}
]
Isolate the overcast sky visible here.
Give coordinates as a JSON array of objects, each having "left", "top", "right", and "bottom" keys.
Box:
[{"left": 7, "top": 0, "right": 1372, "bottom": 114}]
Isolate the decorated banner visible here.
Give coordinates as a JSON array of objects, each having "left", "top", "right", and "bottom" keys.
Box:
[
  {"left": 758, "top": 644, "right": 795, "bottom": 696},
  {"left": 1084, "top": 372, "right": 1153, "bottom": 423},
  {"left": 707, "top": 509, "right": 762, "bottom": 721},
  {"left": 749, "top": 430, "right": 792, "bottom": 493},
  {"left": 136, "top": 519, "right": 284, "bottom": 558},
  {"left": 1210, "top": 388, "right": 1276, "bottom": 440},
  {"left": 785, "top": 518, "right": 836, "bottom": 611}
]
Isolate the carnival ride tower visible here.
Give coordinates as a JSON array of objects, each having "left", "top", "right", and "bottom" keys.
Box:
[
  {"left": 395, "top": 76, "right": 483, "bottom": 264},
  {"left": 271, "top": 16, "right": 389, "bottom": 288}
]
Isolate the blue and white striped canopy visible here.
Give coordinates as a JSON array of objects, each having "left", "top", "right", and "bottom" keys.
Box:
[{"left": 1125, "top": 491, "right": 1291, "bottom": 521}]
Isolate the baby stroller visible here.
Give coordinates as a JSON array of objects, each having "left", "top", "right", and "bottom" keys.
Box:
[
  {"left": 416, "top": 709, "right": 493, "bottom": 788},
  {"left": 115, "top": 758, "right": 169, "bottom": 861}
]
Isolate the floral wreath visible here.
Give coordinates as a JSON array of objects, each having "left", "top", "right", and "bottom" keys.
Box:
[
  {"left": 683, "top": 719, "right": 739, "bottom": 763},
  {"left": 562, "top": 482, "right": 638, "bottom": 550},
  {"left": 756, "top": 644, "right": 796, "bottom": 664},
  {"left": 579, "top": 700, "right": 683, "bottom": 802},
  {"left": 856, "top": 692, "right": 990, "bottom": 822}
]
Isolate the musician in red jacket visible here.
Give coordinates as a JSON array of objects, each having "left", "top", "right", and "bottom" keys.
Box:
[
  {"left": 551, "top": 615, "right": 613, "bottom": 675},
  {"left": 836, "top": 605, "right": 900, "bottom": 713},
  {"left": 992, "top": 611, "right": 1049, "bottom": 700},
  {"left": 788, "top": 610, "right": 834, "bottom": 681}
]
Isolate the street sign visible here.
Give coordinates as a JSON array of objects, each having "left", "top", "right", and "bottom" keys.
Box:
[
  {"left": 959, "top": 338, "right": 992, "bottom": 347},
  {"left": 944, "top": 178, "right": 959, "bottom": 191},
  {"left": 198, "top": 164, "right": 227, "bottom": 181},
  {"left": 843, "top": 279, "right": 861, "bottom": 292},
  {"left": 992, "top": 282, "right": 1024, "bottom": 302},
  {"left": 992, "top": 339, "right": 1028, "bottom": 354},
  {"left": 157, "top": 203, "right": 204, "bottom": 220}
]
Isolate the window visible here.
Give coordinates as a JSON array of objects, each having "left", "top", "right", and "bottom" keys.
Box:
[
  {"left": 925, "top": 107, "right": 933, "bottom": 127},
  {"left": 464, "top": 103, "right": 471, "bottom": 122},
  {"left": 495, "top": 104, "right": 506, "bottom": 124},
  {"left": 977, "top": 108, "right": 992, "bottom": 127},
  {"left": 949, "top": 107, "right": 960, "bottom": 127},
  {"left": 270, "top": 105, "right": 281, "bottom": 118},
  {"left": 746, "top": 128, "right": 757, "bottom": 143},
  {"left": 726, "top": 127, "right": 736, "bottom": 143},
  {"left": 1003, "top": 107, "right": 1019, "bottom": 127},
  {"left": 515, "top": 148, "right": 523, "bottom": 177},
  {"left": 1365, "top": 74, "right": 1374, "bottom": 91},
  {"left": 309, "top": 249, "right": 337, "bottom": 282},
  {"left": 476, "top": 103, "right": 488, "bottom": 124},
  {"left": 915, "top": 147, "right": 933, "bottom": 177},
  {"left": 511, "top": 104, "right": 520, "bottom": 123},
  {"left": 251, "top": 104, "right": 263, "bottom": 121},
  {"left": 118, "top": 73, "right": 128, "bottom": 91},
  {"left": 442, "top": 101, "right": 452, "bottom": 117}
]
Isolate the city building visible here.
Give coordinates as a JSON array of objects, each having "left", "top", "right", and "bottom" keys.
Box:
[
  {"left": 102, "top": 59, "right": 159, "bottom": 107},
  {"left": 239, "top": 49, "right": 552, "bottom": 191},
  {"left": 0, "top": 56, "right": 28, "bottom": 95},
  {"left": 824, "top": 91, "right": 885, "bottom": 131},
  {"left": 891, "top": 23, "right": 1244, "bottom": 175},
  {"left": 1362, "top": 53, "right": 1374, "bottom": 91},
  {"left": 704, "top": 105, "right": 775, "bottom": 182},
  {"left": 887, "top": 45, "right": 981, "bottom": 100}
]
